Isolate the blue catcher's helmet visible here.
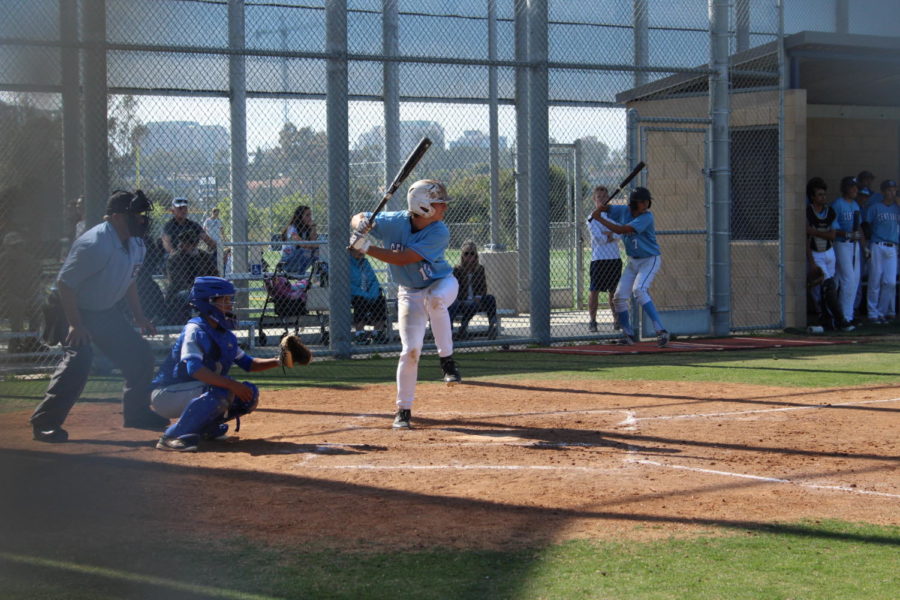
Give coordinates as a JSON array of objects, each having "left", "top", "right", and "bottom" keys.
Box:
[{"left": 190, "top": 276, "right": 238, "bottom": 330}]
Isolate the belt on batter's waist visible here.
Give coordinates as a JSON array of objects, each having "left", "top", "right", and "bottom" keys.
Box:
[{"left": 876, "top": 241, "right": 896, "bottom": 247}]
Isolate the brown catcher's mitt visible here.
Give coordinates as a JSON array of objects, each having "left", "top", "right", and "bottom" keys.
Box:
[{"left": 279, "top": 334, "right": 312, "bottom": 368}]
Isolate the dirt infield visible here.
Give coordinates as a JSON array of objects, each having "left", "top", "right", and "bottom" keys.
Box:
[{"left": 1, "top": 379, "right": 898, "bottom": 552}]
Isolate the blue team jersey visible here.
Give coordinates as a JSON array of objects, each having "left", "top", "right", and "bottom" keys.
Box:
[
  {"left": 607, "top": 206, "right": 660, "bottom": 258},
  {"left": 367, "top": 210, "right": 452, "bottom": 288},
  {"left": 865, "top": 201, "right": 900, "bottom": 244},
  {"left": 152, "top": 317, "right": 251, "bottom": 387},
  {"left": 831, "top": 197, "right": 861, "bottom": 235}
]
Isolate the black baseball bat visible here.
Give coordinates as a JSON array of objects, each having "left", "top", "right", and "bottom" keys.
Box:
[
  {"left": 608, "top": 161, "right": 646, "bottom": 201},
  {"left": 364, "top": 137, "right": 433, "bottom": 231}
]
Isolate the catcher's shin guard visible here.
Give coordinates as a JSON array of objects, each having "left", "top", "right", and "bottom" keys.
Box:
[{"left": 164, "top": 389, "right": 229, "bottom": 440}]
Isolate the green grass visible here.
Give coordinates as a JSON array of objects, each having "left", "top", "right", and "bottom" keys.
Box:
[
  {"left": 1, "top": 521, "right": 897, "bottom": 599},
  {"left": 4, "top": 340, "right": 900, "bottom": 409}
]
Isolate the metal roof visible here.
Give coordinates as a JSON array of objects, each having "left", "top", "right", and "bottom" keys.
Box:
[{"left": 616, "top": 31, "right": 900, "bottom": 107}]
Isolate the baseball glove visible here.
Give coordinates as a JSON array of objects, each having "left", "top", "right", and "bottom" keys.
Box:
[{"left": 279, "top": 334, "right": 312, "bottom": 368}]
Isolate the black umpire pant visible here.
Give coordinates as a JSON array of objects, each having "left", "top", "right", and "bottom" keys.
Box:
[{"left": 30, "top": 306, "right": 155, "bottom": 429}]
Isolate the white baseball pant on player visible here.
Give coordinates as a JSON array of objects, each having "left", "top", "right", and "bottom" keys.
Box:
[
  {"left": 612, "top": 255, "right": 662, "bottom": 311},
  {"left": 396, "top": 275, "right": 459, "bottom": 409},
  {"left": 810, "top": 248, "right": 836, "bottom": 280},
  {"left": 866, "top": 242, "right": 898, "bottom": 319},
  {"left": 833, "top": 240, "right": 860, "bottom": 323}
]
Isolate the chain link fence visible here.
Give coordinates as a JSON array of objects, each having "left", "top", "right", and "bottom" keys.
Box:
[{"left": 6, "top": 0, "right": 872, "bottom": 397}]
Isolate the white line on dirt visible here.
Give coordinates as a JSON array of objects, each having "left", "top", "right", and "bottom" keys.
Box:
[
  {"left": 630, "top": 458, "right": 900, "bottom": 499},
  {"left": 296, "top": 464, "right": 622, "bottom": 473},
  {"left": 634, "top": 397, "right": 900, "bottom": 421}
]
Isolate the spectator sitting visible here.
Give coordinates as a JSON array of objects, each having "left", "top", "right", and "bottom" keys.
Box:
[
  {"left": 202, "top": 207, "right": 224, "bottom": 272},
  {"left": 0, "top": 231, "right": 43, "bottom": 353},
  {"left": 161, "top": 197, "right": 217, "bottom": 256},
  {"left": 449, "top": 240, "right": 498, "bottom": 340},
  {"left": 165, "top": 229, "right": 218, "bottom": 324},
  {"left": 280, "top": 205, "right": 319, "bottom": 276},
  {"left": 350, "top": 248, "right": 389, "bottom": 344}
]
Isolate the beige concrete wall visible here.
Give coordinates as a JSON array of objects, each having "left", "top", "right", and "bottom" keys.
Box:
[
  {"left": 625, "top": 89, "right": 807, "bottom": 330},
  {"left": 807, "top": 111, "right": 899, "bottom": 197}
]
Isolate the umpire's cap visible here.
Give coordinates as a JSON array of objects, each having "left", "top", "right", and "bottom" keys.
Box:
[{"left": 106, "top": 189, "right": 152, "bottom": 215}]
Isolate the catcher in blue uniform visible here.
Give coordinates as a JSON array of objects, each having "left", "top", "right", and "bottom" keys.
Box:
[{"left": 151, "top": 276, "right": 311, "bottom": 451}]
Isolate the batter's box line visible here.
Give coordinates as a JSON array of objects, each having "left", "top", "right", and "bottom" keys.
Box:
[
  {"left": 631, "top": 397, "right": 900, "bottom": 422},
  {"left": 630, "top": 458, "right": 900, "bottom": 499},
  {"left": 296, "top": 464, "right": 624, "bottom": 473}
]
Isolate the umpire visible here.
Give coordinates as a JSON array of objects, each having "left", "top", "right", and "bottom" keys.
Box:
[{"left": 30, "top": 190, "right": 170, "bottom": 442}]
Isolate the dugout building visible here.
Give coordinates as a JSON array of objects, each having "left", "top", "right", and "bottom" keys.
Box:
[{"left": 616, "top": 31, "right": 900, "bottom": 331}]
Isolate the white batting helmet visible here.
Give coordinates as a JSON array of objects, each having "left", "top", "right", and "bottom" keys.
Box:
[{"left": 407, "top": 179, "right": 450, "bottom": 217}]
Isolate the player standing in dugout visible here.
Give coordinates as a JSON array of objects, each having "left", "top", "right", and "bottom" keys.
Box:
[{"left": 348, "top": 179, "right": 461, "bottom": 430}]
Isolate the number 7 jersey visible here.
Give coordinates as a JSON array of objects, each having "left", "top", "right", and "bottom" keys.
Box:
[{"left": 607, "top": 205, "right": 660, "bottom": 258}]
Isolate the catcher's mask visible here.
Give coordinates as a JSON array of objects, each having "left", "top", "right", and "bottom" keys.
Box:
[
  {"left": 190, "top": 276, "right": 239, "bottom": 330},
  {"left": 106, "top": 189, "right": 153, "bottom": 238},
  {"left": 407, "top": 179, "right": 450, "bottom": 217},
  {"left": 628, "top": 186, "right": 653, "bottom": 211}
]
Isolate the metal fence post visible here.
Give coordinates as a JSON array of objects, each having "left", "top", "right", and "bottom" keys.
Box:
[
  {"left": 327, "top": 0, "right": 352, "bottom": 358},
  {"left": 81, "top": 0, "right": 108, "bottom": 227},
  {"left": 528, "top": 0, "right": 550, "bottom": 345},
  {"left": 710, "top": 0, "right": 732, "bottom": 337},
  {"left": 228, "top": 0, "right": 249, "bottom": 280}
]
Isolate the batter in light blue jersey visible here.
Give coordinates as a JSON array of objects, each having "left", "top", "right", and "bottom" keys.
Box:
[
  {"left": 592, "top": 186, "right": 669, "bottom": 347},
  {"left": 863, "top": 179, "right": 900, "bottom": 322},
  {"left": 349, "top": 179, "right": 462, "bottom": 429}
]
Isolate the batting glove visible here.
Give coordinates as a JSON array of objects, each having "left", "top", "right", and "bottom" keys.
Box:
[
  {"left": 349, "top": 232, "right": 371, "bottom": 253},
  {"left": 355, "top": 216, "right": 372, "bottom": 235}
]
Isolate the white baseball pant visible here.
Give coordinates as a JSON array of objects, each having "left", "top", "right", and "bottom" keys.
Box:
[
  {"left": 866, "top": 241, "right": 898, "bottom": 319},
  {"left": 613, "top": 255, "right": 662, "bottom": 311},
  {"left": 396, "top": 275, "right": 458, "bottom": 409},
  {"left": 810, "top": 248, "right": 836, "bottom": 280},
  {"left": 833, "top": 240, "right": 860, "bottom": 323}
]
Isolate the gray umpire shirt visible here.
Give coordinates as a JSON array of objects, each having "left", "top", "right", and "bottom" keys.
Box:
[{"left": 57, "top": 222, "right": 146, "bottom": 311}]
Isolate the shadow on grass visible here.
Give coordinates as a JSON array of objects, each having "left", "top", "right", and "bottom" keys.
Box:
[{"left": 0, "top": 446, "right": 897, "bottom": 600}]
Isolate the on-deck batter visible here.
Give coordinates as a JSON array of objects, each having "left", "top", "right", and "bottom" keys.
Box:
[{"left": 591, "top": 186, "right": 669, "bottom": 347}]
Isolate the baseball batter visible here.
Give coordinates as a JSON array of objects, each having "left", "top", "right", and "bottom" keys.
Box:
[
  {"left": 591, "top": 187, "right": 669, "bottom": 347},
  {"left": 349, "top": 179, "right": 460, "bottom": 429},
  {"left": 831, "top": 176, "right": 864, "bottom": 327},
  {"left": 151, "top": 277, "right": 285, "bottom": 451},
  {"left": 863, "top": 179, "right": 900, "bottom": 322}
]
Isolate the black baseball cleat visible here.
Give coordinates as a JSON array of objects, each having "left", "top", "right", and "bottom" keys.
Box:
[
  {"left": 392, "top": 409, "right": 412, "bottom": 429},
  {"left": 32, "top": 425, "right": 68, "bottom": 443},
  {"left": 657, "top": 330, "right": 670, "bottom": 347},
  {"left": 440, "top": 356, "right": 461, "bottom": 386},
  {"left": 615, "top": 332, "right": 636, "bottom": 345},
  {"left": 156, "top": 434, "right": 199, "bottom": 452}
]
